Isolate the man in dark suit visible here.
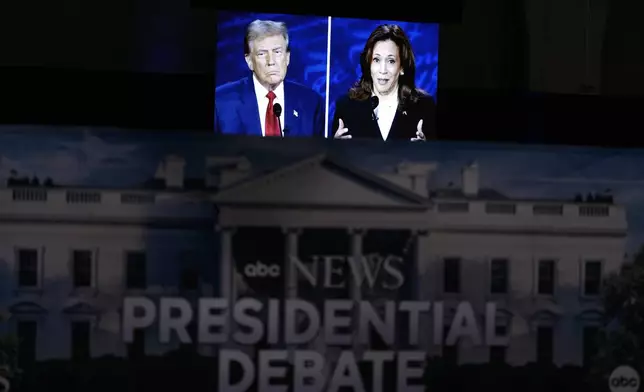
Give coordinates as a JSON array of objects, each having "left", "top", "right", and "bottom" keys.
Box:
[{"left": 215, "top": 20, "right": 325, "bottom": 137}]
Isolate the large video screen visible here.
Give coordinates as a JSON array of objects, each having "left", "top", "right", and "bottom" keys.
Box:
[{"left": 215, "top": 11, "right": 439, "bottom": 142}]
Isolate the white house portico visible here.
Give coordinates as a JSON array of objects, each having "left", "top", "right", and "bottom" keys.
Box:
[
  {"left": 212, "top": 154, "right": 434, "bottom": 357},
  {"left": 213, "top": 154, "right": 435, "bottom": 229},
  {"left": 208, "top": 153, "right": 627, "bottom": 367}
]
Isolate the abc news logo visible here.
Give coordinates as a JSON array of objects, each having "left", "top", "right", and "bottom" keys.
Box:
[
  {"left": 243, "top": 262, "right": 281, "bottom": 278},
  {"left": 612, "top": 377, "right": 638, "bottom": 388},
  {"left": 609, "top": 366, "right": 640, "bottom": 392},
  {"left": 241, "top": 255, "right": 406, "bottom": 290}
]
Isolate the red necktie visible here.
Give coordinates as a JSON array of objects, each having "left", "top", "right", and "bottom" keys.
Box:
[{"left": 265, "top": 91, "right": 281, "bottom": 137}]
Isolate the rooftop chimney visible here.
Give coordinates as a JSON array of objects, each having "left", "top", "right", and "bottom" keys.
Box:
[
  {"left": 156, "top": 155, "right": 185, "bottom": 189},
  {"left": 462, "top": 161, "right": 479, "bottom": 197},
  {"left": 380, "top": 162, "right": 437, "bottom": 198},
  {"left": 205, "top": 156, "right": 252, "bottom": 189}
]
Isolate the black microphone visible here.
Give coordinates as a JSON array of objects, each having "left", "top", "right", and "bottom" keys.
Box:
[
  {"left": 370, "top": 96, "right": 379, "bottom": 121},
  {"left": 273, "top": 103, "right": 283, "bottom": 136}
]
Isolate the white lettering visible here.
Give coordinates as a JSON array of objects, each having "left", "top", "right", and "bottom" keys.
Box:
[
  {"left": 218, "top": 350, "right": 255, "bottom": 392},
  {"left": 258, "top": 350, "right": 289, "bottom": 392},
  {"left": 328, "top": 351, "right": 365, "bottom": 392},
  {"left": 284, "top": 254, "right": 407, "bottom": 290},
  {"left": 123, "top": 298, "right": 510, "bottom": 349},
  {"left": 243, "top": 261, "right": 281, "bottom": 278},
  {"left": 122, "top": 297, "right": 156, "bottom": 343},
  {"left": 359, "top": 301, "right": 396, "bottom": 346},
  {"left": 198, "top": 297, "right": 228, "bottom": 344},
  {"left": 363, "top": 351, "right": 395, "bottom": 392},
  {"left": 242, "top": 255, "right": 407, "bottom": 289},
  {"left": 347, "top": 254, "right": 383, "bottom": 289},
  {"left": 290, "top": 255, "right": 317, "bottom": 286},
  {"left": 396, "top": 351, "right": 425, "bottom": 392},
  {"left": 233, "top": 298, "right": 263, "bottom": 345},
  {"left": 159, "top": 298, "right": 193, "bottom": 344},
  {"left": 432, "top": 301, "right": 444, "bottom": 344},
  {"left": 400, "top": 301, "right": 431, "bottom": 346},
  {"left": 447, "top": 302, "right": 481, "bottom": 346},
  {"left": 293, "top": 351, "right": 325, "bottom": 392},
  {"left": 324, "top": 300, "right": 354, "bottom": 345},
  {"left": 323, "top": 255, "right": 346, "bottom": 289},
  {"left": 485, "top": 302, "right": 510, "bottom": 346},
  {"left": 285, "top": 299, "right": 320, "bottom": 345}
]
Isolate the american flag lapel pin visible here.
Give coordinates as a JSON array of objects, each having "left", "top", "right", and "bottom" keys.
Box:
[{"left": 293, "top": 110, "right": 299, "bottom": 117}]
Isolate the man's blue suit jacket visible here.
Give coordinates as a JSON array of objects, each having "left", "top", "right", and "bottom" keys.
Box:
[{"left": 215, "top": 75, "right": 326, "bottom": 137}]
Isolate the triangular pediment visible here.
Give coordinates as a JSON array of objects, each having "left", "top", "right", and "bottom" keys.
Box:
[{"left": 213, "top": 155, "right": 429, "bottom": 209}]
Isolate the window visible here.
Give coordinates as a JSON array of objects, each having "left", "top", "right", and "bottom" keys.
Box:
[
  {"left": 126, "top": 252, "right": 147, "bottom": 289},
  {"left": 489, "top": 325, "right": 508, "bottom": 363},
  {"left": 127, "top": 329, "right": 146, "bottom": 359},
  {"left": 536, "top": 326, "right": 554, "bottom": 363},
  {"left": 538, "top": 260, "right": 556, "bottom": 295},
  {"left": 72, "top": 250, "right": 93, "bottom": 288},
  {"left": 584, "top": 261, "right": 602, "bottom": 296},
  {"left": 443, "top": 258, "right": 460, "bottom": 294},
  {"left": 583, "top": 326, "right": 600, "bottom": 367},
  {"left": 443, "top": 325, "right": 458, "bottom": 364},
  {"left": 71, "top": 321, "right": 91, "bottom": 360},
  {"left": 490, "top": 258, "right": 509, "bottom": 294},
  {"left": 17, "top": 249, "right": 39, "bottom": 288},
  {"left": 17, "top": 320, "right": 37, "bottom": 365}
]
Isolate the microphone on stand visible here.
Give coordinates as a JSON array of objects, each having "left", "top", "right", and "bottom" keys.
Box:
[
  {"left": 273, "top": 103, "right": 283, "bottom": 137},
  {"left": 370, "top": 96, "right": 379, "bottom": 121}
]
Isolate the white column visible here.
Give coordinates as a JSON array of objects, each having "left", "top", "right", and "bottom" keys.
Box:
[
  {"left": 217, "top": 226, "right": 235, "bottom": 348},
  {"left": 349, "top": 228, "right": 365, "bottom": 354},
  {"left": 284, "top": 228, "right": 300, "bottom": 300},
  {"left": 218, "top": 227, "right": 234, "bottom": 298},
  {"left": 414, "top": 230, "right": 433, "bottom": 353},
  {"left": 413, "top": 230, "right": 429, "bottom": 301},
  {"left": 283, "top": 228, "right": 300, "bottom": 361}
]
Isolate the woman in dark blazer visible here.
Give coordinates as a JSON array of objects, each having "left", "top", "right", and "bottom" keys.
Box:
[{"left": 332, "top": 24, "right": 436, "bottom": 141}]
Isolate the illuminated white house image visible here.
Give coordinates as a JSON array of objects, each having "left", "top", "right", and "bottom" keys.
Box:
[{"left": 0, "top": 152, "right": 627, "bottom": 368}]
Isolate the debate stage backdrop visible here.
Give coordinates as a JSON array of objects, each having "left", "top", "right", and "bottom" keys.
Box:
[
  {"left": 1, "top": 128, "right": 643, "bottom": 249},
  {"left": 215, "top": 12, "right": 439, "bottom": 137},
  {"left": 0, "top": 126, "right": 642, "bottom": 390}
]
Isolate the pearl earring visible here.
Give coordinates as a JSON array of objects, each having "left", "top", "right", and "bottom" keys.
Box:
[{"left": 401, "top": 71, "right": 404, "bottom": 75}]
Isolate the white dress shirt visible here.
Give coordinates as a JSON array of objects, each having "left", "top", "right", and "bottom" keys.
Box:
[
  {"left": 253, "top": 74, "right": 285, "bottom": 137},
  {"left": 374, "top": 94, "right": 398, "bottom": 141}
]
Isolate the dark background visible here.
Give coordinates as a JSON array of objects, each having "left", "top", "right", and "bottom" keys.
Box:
[{"left": 1, "top": 0, "right": 644, "bottom": 146}]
